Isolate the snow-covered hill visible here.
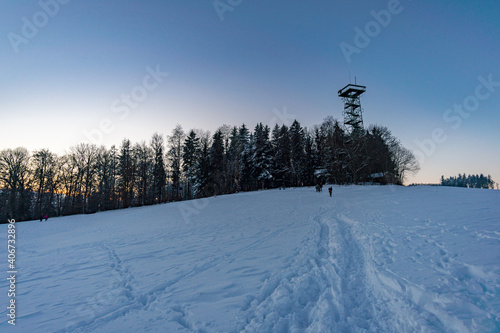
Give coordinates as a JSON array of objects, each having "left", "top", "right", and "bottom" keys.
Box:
[{"left": 1, "top": 186, "right": 499, "bottom": 332}]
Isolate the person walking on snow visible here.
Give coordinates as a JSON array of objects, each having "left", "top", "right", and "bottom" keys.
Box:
[{"left": 328, "top": 186, "right": 332, "bottom": 197}]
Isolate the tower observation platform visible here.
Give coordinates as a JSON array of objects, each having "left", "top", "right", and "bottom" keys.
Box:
[{"left": 338, "top": 84, "right": 366, "bottom": 133}]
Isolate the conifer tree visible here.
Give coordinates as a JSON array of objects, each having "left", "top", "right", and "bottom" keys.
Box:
[
  {"left": 271, "top": 124, "right": 291, "bottom": 187},
  {"left": 290, "top": 120, "right": 306, "bottom": 186},
  {"left": 167, "top": 125, "right": 185, "bottom": 200},
  {"left": 226, "top": 126, "right": 240, "bottom": 193},
  {"left": 193, "top": 140, "right": 211, "bottom": 197},
  {"left": 134, "top": 141, "right": 153, "bottom": 206},
  {"left": 303, "top": 131, "right": 316, "bottom": 186},
  {"left": 210, "top": 130, "right": 226, "bottom": 195},
  {"left": 118, "top": 139, "right": 135, "bottom": 208},
  {"left": 251, "top": 123, "right": 273, "bottom": 189},
  {"left": 182, "top": 130, "right": 200, "bottom": 199},
  {"left": 238, "top": 125, "right": 252, "bottom": 191},
  {"left": 151, "top": 133, "right": 166, "bottom": 204}
]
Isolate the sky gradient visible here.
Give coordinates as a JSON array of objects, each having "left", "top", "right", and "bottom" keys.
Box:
[{"left": 1, "top": 0, "right": 499, "bottom": 185}]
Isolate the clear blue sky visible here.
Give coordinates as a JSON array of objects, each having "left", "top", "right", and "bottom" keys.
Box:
[{"left": 1, "top": 0, "right": 499, "bottom": 185}]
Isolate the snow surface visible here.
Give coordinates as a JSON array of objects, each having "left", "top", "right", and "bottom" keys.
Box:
[{"left": 1, "top": 185, "right": 499, "bottom": 332}]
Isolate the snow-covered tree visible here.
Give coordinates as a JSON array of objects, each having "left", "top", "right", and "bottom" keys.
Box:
[
  {"left": 271, "top": 124, "right": 291, "bottom": 187},
  {"left": 290, "top": 120, "right": 306, "bottom": 186},
  {"left": 209, "top": 129, "right": 226, "bottom": 195},
  {"left": 193, "top": 140, "right": 211, "bottom": 197},
  {"left": 182, "top": 130, "right": 200, "bottom": 199},
  {"left": 238, "top": 124, "right": 252, "bottom": 191},
  {"left": 251, "top": 123, "right": 273, "bottom": 189}
]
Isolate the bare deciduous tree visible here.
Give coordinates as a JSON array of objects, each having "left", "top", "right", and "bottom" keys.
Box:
[{"left": 0, "top": 148, "right": 31, "bottom": 221}]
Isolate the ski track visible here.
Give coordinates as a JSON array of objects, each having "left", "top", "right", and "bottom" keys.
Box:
[
  {"left": 59, "top": 242, "right": 220, "bottom": 333},
  {"left": 363, "top": 208, "right": 500, "bottom": 332},
  {"left": 239, "top": 207, "right": 406, "bottom": 332},
  {"left": 239, "top": 201, "right": 499, "bottom": 332},
  {"left": 58, "top": 211, "right": 300, "bottom": 333}
]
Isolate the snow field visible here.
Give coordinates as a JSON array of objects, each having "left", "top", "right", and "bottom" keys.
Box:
[{"left": 0, "top": 185, "right": 499, "bottom": 332}]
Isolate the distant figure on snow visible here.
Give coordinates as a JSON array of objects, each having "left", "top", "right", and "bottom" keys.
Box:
[
  {"left": 44, "top": 214, "right": 48, "bottom": 221},
  {"left": 328, "top": 187, "right": 332, "bottom": 197},
  {"left": 39, "top": 215, "right": 43, "bottom": 222}
]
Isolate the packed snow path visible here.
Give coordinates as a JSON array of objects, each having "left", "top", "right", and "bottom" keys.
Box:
[{"left": 1, "top": 186, "right": 499, "bottom": 332}]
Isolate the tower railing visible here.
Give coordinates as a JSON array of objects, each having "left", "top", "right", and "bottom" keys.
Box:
[{"left": 338, "top": 84, "right": 366, "bottom": 133}]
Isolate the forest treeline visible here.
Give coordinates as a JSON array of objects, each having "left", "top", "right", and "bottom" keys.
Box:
[
  {"left": 441, "top": 174, "right": 496, "bottom": 189},
  {"left": 0, "top": 117, "right": 419, "bottom": 222}
]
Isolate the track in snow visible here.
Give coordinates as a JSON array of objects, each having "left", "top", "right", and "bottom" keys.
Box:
[
  {"left": 239, "top": 208, "right": 416, "bottom": 332},
  {"left": 1, "top": 186, "right": 498, "bottom": 332}
]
